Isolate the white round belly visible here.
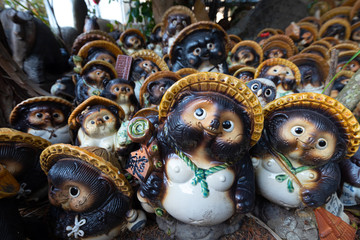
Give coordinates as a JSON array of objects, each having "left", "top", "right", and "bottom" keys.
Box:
[
  {"left": 253, "top": 157, "right": 318, "bottom": 208},
  {"left": 162, "top": 155, "right": 235, "bottom": 226}
]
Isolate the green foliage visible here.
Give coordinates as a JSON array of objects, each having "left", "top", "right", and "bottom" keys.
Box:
[
  {"left": 126, "top": 0, "right": 155, "bottom": 37},
  {"left": 4, "top": 0, "right": 49, "bottom": 26}
]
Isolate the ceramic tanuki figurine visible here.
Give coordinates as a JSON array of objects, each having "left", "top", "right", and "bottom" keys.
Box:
[
  {"left": 74, "top": 60, "right": 118, "bottom": 105},
  {"left": 40, "top": 144, "right": 146, "bottom": 240},
  {"left": 229, "top": 40, "right": 263, "bottom": 67},
  {"left": 9, "top": 96, "right": 73, "bottom": 144},
  {"left": 130, "top": 50, "right": 169, "bottom": 101},
  {"left": 161, "top": 5, "right": 197, "bottom": 55},
  {"left": 73, "top": 40, "right": 123, "bottom": 71},
  {"left": 318, "top": 18, "right": 351, "bottom": 40},
  {"left": 127, "top": 72, "right": 263, "bottom": 239},
  {"left": 246, "top": 78, "right": 276, "bottom": 107},
  {"left": 68, "top": 96, "right": 125, "bottom": 152},
  {"left": 233, "top": 66, "right": 256, "bottom": 82},
  {"left": 251, "top": 93, "right": 360, "bottom": 239},
  {"left": 254, "top": 58, "right": 301, "bottom": 98},
  {"left": 101, "top": 78, "right": 139, "bottom": 121},
  {"left": 169, "top": 21, "right": 230, "bottom": 73},
  {"left": 330, "top": 70, "right": 354, "bottom": 98},
  {"left": 0, "top": 128, "right": 51, "bottom": 204},
  {"left": 147, "top": 23, "right": 163, "bottom": 57},
  {"left": 139, "top": 71, "right": 181, "bottom": 108},
  {"left": 336, "top": 50, "right": 360, "bottom": 73},
  {"left": 262, "top": 35, "right": 297, "bottom": 60},
  {"left": 288, "top": 53, "right": 329, "bottom": 93},
  {"left": 118, "top": 29, "right": 146, "bottom": 55}
]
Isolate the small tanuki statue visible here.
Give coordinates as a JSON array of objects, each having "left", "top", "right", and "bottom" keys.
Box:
[
  {"left": 9, "top": 96, "right": 74, "bottom": 144},
  {"left": 126, "top": 72, "right": 264, "bottom": 239},
  {"left": 254, "top": 58, "right": 301, "bottom": 98},
  {"left": 74, "top": 60, "right": 118, "bottom": 105},
  {"left": 118, "top": 29, "right": 146, "bottom": 55},
  {"left": 169, "top": 21, "right": 230, "bottom": 73},
  {"left": 250, "top": 93, "right": 360, "bottom": 240},
  {"left": 68, "top": 96, "right": 125, "bottom": 152},
  {"left": 40, "top": 144, "right": 145, "bottom": 240},
  {"left": 161, "top": 5, "right": 197, "bottom": 55}
]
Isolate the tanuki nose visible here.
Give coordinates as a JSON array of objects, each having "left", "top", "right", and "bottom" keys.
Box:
[{"left": 210, "top": 119, "right": 220, "bottom": 130}]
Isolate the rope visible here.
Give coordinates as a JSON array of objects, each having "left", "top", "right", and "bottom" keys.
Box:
[{"left": 174, "top": 147, "right": 230, "bottom": 198}]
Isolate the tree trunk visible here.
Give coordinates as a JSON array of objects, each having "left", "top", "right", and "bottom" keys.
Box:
[
  {"left": 152, "top": 0, "right": 175, "bottom": 24},
  {"left": 336, "top": 70, "right": 360, "bottom": 111}
]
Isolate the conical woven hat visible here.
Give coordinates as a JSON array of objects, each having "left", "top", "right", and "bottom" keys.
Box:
[
  {"left": 40, "top": 144, "right": 133, "bottom": 197},
  {"left": 301, "top": 45, "right": 330, "bottom": 59},
  {"left": 320, "top": 6, "right": 351, "bottom": 24},
  {"left": 263, "top": 93, "right": 360, "bottom": 158},
  {"left": 131, "top": 49, "right": 169, "bottom": 71},
  {"left": 288, "top": 53, "right": 329, "bottom": 81},
  {"left": 254, "top": 58, "right": 301, "bottom": 84},
  {"left": 71, "top": 30, "right": 116, "bottom": 55},
  {"left": 9, "top": 96, "right": 74, "bottom": 126},
  {"left": 0, "top": 128, "right": 51, "bottom": 149},
  {"left": 158, "top": 72, "right": 264, "bottom": 146},
  {"left": 311, "top": 40, "right": 333, "bottom": 49},
  {"left": 77, "top": 40, "right": 123, "bottom": 60},
  {"left": 262, "top": 35, "right": 298, "bottom": 56},
  {"left": 175, "top": 68, "right": 198, "bottom": 77}
]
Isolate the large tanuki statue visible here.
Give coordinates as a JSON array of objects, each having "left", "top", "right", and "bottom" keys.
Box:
[{"left": 126, "top": 72, "right": 263, "bottom": 239}]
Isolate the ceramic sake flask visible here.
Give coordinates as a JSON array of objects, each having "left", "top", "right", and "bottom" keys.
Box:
[
  {"left": 0, "top": 128, "right": 51, "bottom": 204},
  {"left": 254, "top": 58, "right": 301, "bottom": 98},
  {"left": 10, "top": 96, "right": 73, "bottom": 144},
  {"left": 127, "top": 72, "right": 263, "bottom": 238},
  {"left": 251, "top": 93, "right": 360, "bottom": 209},
  {"left": 68, "top": 96, "right": 125, "bottom": 152},
  {"left": 169, "top": 21, "right": 231, "bottom": 73},
  {"left": 161, "top": 5, "right": 197, "bottom": 55},
  {"left": 40, "top": 144, "right": 146, "bottom": 240},
  {"left": 118, "top": 28, "right": 146, "bottom": 55}
]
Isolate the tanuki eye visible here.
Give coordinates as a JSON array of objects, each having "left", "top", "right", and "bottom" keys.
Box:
[
  {"left": 265, "top": 89, "right": 272, "bottom": 97},
  {"left": 69, "top": 186, "right": 80, "bottom": 198},
  {"left": 193, "top": 48, "right": 201, "bottom": 56},
  {"left": 36, "top": 113, "right": 43, "bottom": 118},
  {"left": 291, "top": 126, "right": 305, "bottom": 136},
  {"left": 222, "top": 120, "right": 234, "bottom": 132},
  {"left": 194, "top": 108, "right": 206, "bottom": 120},
  {"left": 251, "top": 83, "right": 259, "bottom": 91},
  {"left": 316, "top": 138, "right": 328, "bottom": 150}
]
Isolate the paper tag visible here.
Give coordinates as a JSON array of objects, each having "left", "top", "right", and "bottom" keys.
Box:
[
  {"left": 340, "top": 182, "right": 359, "bottom": 206},
  {"left": 325, "top": 192, "right": 344, "bottom": 217},
  {"left": 115, "top": 55, "right": 132, "bottom": 80}
]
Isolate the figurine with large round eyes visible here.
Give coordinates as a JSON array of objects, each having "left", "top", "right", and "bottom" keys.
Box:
[
  {"left": 101, "top": 78, "right": 139, "bottom": 120},
  {"left": 229, "top": 40, "right": 263, "bottom": 67},
  {"left": 74, "top": 40, "right": 123, "bottom": 70},
  {"left": 118, "top": 29, "right": 146, "bottom": 55},
  {"left": 68, "top": 96, "right": 125, "bottom": 152},
  {"left": 330, "top": 71, "right": 354, "bottom": 98},
  {"left": 336, "top": 50, "right": 360, "bottom": 73},
  {"left": 170, "top": 21, "right": 230, "bottom": 73},
  {"left": 130, "top": 50, "right": 169, "bottom": 101},
  {"left": 127, "top": 73, "right": 263, "bottom": 238},
  {"left": 161, "top": 6, "right": 197, "bottom": 55},
  {"left": 289, "top": 53, "right": 329, "bottom": 93},
  {"left": 0, "top": 128, "right": 51, "bottom": 204},
  {"left": 255, "top": 58, "right": 301, "bottom": 98},
  {"left": 251, "top": 93, "right": 360, "bottom": 210},
  {"left": 40, "top": 144, "right": 145, "bottom": 240},
  {"left": 246, "top": 78, "right": 276, "bottom": 107},
  {"left": 74, "top": 60, "right": 118, "bottom": 105},
  {"left": 319, "top": 18, "right": 351, "bottom": 40},
  {"left": 9, "top": 96, "right": 73, "bottom": 144},
  {"left": 139, "top": 71, "right": 181, "bottom": 108}
]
